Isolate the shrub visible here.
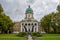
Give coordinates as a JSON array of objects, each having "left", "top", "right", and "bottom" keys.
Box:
[
  {"left": 17, "top": 32, "right": 28, "bottom": 37},
  {"left": 31, "top": 32, "right": 42, "bottom": 37}
]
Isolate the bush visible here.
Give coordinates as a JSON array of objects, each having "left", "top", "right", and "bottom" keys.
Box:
[
  {"left": 31, "top": 32, "right": 42, "bottom": 37},
  {"left": 17, "top": 32, "right": 28, "bottom": 37}
]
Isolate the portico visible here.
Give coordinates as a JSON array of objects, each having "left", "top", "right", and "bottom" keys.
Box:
[{"left": 20, "top": 21, "right": 38, "bottom": 32}]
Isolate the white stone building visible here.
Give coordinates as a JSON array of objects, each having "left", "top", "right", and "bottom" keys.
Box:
[
  {"left": 13, "top": 6, "right": 40, "bottom": 33},
  {"left": 20, "top": 6, "right": 39, "bottom": 33}
]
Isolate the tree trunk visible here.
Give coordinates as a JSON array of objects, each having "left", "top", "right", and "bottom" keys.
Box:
[
  {"left": 47, "top": 26, "right": 50, "bottom": 33},
  {"left": 54, "top": 28, "right": 57, "bottom": 33}
]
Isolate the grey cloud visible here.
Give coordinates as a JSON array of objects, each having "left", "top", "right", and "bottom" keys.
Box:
[
  {"left": 27, "top": 0, "right": 35, "bottom": 4},
  {"left": 0, "top": 0, "right": 59, "bottom": 21}
]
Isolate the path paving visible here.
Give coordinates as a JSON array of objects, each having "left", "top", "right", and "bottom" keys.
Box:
[{"left": 28, "top": 35, "right": 33, "bottom": 40}]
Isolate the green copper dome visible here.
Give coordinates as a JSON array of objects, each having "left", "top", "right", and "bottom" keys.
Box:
[{"left": 26, "top": 5, "right": 33, "bottom": 14}]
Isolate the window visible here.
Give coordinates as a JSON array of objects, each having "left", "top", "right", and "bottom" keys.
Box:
[
  {"left": 27, "top": 14, "right": 32, "bottom": 18},
  {"left": 35, "top": 23, "right": 37, "bottom": 26},
  {"left": 25, "top": 23, "right": 27, "bottom": 26},
  {"left": 28, "top": 23, "right": 30, "bottom": 26}
]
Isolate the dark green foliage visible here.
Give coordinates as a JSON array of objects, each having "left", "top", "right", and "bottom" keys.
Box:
[
  {"left": 17, "top": 32, "right": 28, "bottom": 37},
  {"left": 31, "top": 32, "right": 42, "bottom": 37},
  {"left": 0, "top": 4, "right": 14, "bottom": 33},
  {"left": 0, "top": 4, "right": 3, "bottom": 13},
  {"left": 57, "top": 5, "right": 60, "bottom": 13},
  {"left": 40, "top": 13, "right": 55, "bottom": 33},
  {"left": 40, "top": 4, "right": 60, "bottom": 33}
]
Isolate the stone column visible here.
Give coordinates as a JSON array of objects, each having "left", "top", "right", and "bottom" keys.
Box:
[
  {"left": 33, "top": 23, "right": 35, "bottom": 32},
  {"left": 26, "top": 23, "right": 28, "bottom": 32},
  {"left": 24, "top": 23, "right": 25, "bottom": 32},
  {"left": 36, "top": 23, "right": 38, "bottom": 32},
  {"left": 31, "top": 24, "right": 32, "bottom": 32},
  {"left": 21, "top": 23, "right": 22, "bottom": 32},
  {"left": 35, "top": 27, "right": 36, "bottom": 32},
  {"left": 34, "top": 27, "right": 35, "bottom": 32},
  {"left": 23, "top": 27, "right": 25, "bottom": 32}
]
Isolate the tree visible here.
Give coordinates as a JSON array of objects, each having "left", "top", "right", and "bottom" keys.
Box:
[
  {"left": 40, "top": 13, "right": 55, "bottom": 33},
  {"left": 0, "top": 13, "right": 12, "bottom": 33},
  {"left": 0, "top": 4, "right": 14, "bottom": 33},
  {"left": 55, "top": 4, "right": 60, "bottom": 33},
  {"left": 0, "top": 4, "right": 3, "bottom": 13},
  {"left": 57, "top": 5, "right": 60, "bottom": 13},
  {"left": 40, "top": 4, "right": 60, "bottom": 33}
]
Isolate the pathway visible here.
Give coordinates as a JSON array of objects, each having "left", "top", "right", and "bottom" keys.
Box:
[{"left": 28, "top": 35, "right": 33, "bottom": 40}]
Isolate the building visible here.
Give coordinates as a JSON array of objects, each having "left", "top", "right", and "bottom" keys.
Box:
[
  {"left": 13, "top": 22, "right": 20, "bottom": 33},
  {"left": 20, "top": 6, "right": 39, "bottom": 33},
  {"left": 13, "top": 6, "right": 44, "bottom": 33}
]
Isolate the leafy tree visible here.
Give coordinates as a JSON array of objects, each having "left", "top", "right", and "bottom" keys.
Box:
[
  {"left": 40, "top": 13, "right": 55, "bottom": 33},
  {"left": 57, "top": 5, "right": 60, "bottom": 13},
  {"left": 0, "top": 4, "right": 14, "bottom": 33},
  {"left": 40, "top": 4, "right": 60, "bottom": 33},
  {"left": 0, "top": 4, "right": 3, "bottom": 13}
]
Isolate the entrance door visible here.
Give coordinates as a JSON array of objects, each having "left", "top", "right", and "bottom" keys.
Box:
[
  {"left": 28, "top": 28, "right": 31, "bottom": 34},
  {"left": 29, "top": 28, "right": 30, "bottom": 32}
]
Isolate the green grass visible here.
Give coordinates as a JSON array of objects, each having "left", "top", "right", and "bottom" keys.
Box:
[
  {"left": 0, "top": 34, "right": 27, "bottom": 40},
  {"left": 0, "top": 34, "right": 18, "bottom": 37},
  {"left": 36, "top": 34, "right": 60, "bottom": 40},
  {"left": 37, "top": 37, "right": 60, "bottom": 40},
  {"left": 42, "top": 34, "right": 60, "bottom": 37},
  {"left": 0, "top": 37, "right": 26, "bottom": 40}
]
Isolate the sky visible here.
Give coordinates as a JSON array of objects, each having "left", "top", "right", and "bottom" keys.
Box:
[{"left": 0, "top": 0, "right": 60, "bottom": 22}]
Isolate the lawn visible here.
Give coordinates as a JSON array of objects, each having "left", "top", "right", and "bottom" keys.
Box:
[
  {"left": 37, "top": 38, "right": 60, "bottom": 40},
  {"left": 0, "top": 34, "right": 18, "bottom": 37},
  {"left": 42, "top": 34, "right": 60, "bottom": 37},
  {"left": 36, "top": 34, "right": 60, "bottom": 40},
  {"left": 0, "top": 34, "right": 27, "bottom": 40},
  {"left": 0, "top": 37, "right": 26, "bottom": 40}
]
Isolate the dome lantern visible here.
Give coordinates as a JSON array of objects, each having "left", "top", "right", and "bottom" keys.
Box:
[{"left": 25, "top": 5, "right": 33, "bottom": 14}]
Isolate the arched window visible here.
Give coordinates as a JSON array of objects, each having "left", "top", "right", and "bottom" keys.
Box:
[
  {"left": 28, "top": 23, "right": 30, "bottom": 26},
  {"left": 25, "top": 23, "right": 27, "bottom": 26},
  {"left": 35, "top": 23, "right": 37, "bottom": 26}
]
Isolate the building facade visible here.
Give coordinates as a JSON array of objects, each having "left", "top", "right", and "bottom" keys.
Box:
[
  {"left": 20, "top": 6, "right": 39, "bottom": 33},
  {"left": 13, "top": 6, "right": 41, "bottom": 33}
]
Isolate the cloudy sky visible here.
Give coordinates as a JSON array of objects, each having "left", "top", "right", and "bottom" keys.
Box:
[{"left": 0, "top": 0, "right": 60, "bottom": 22}]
